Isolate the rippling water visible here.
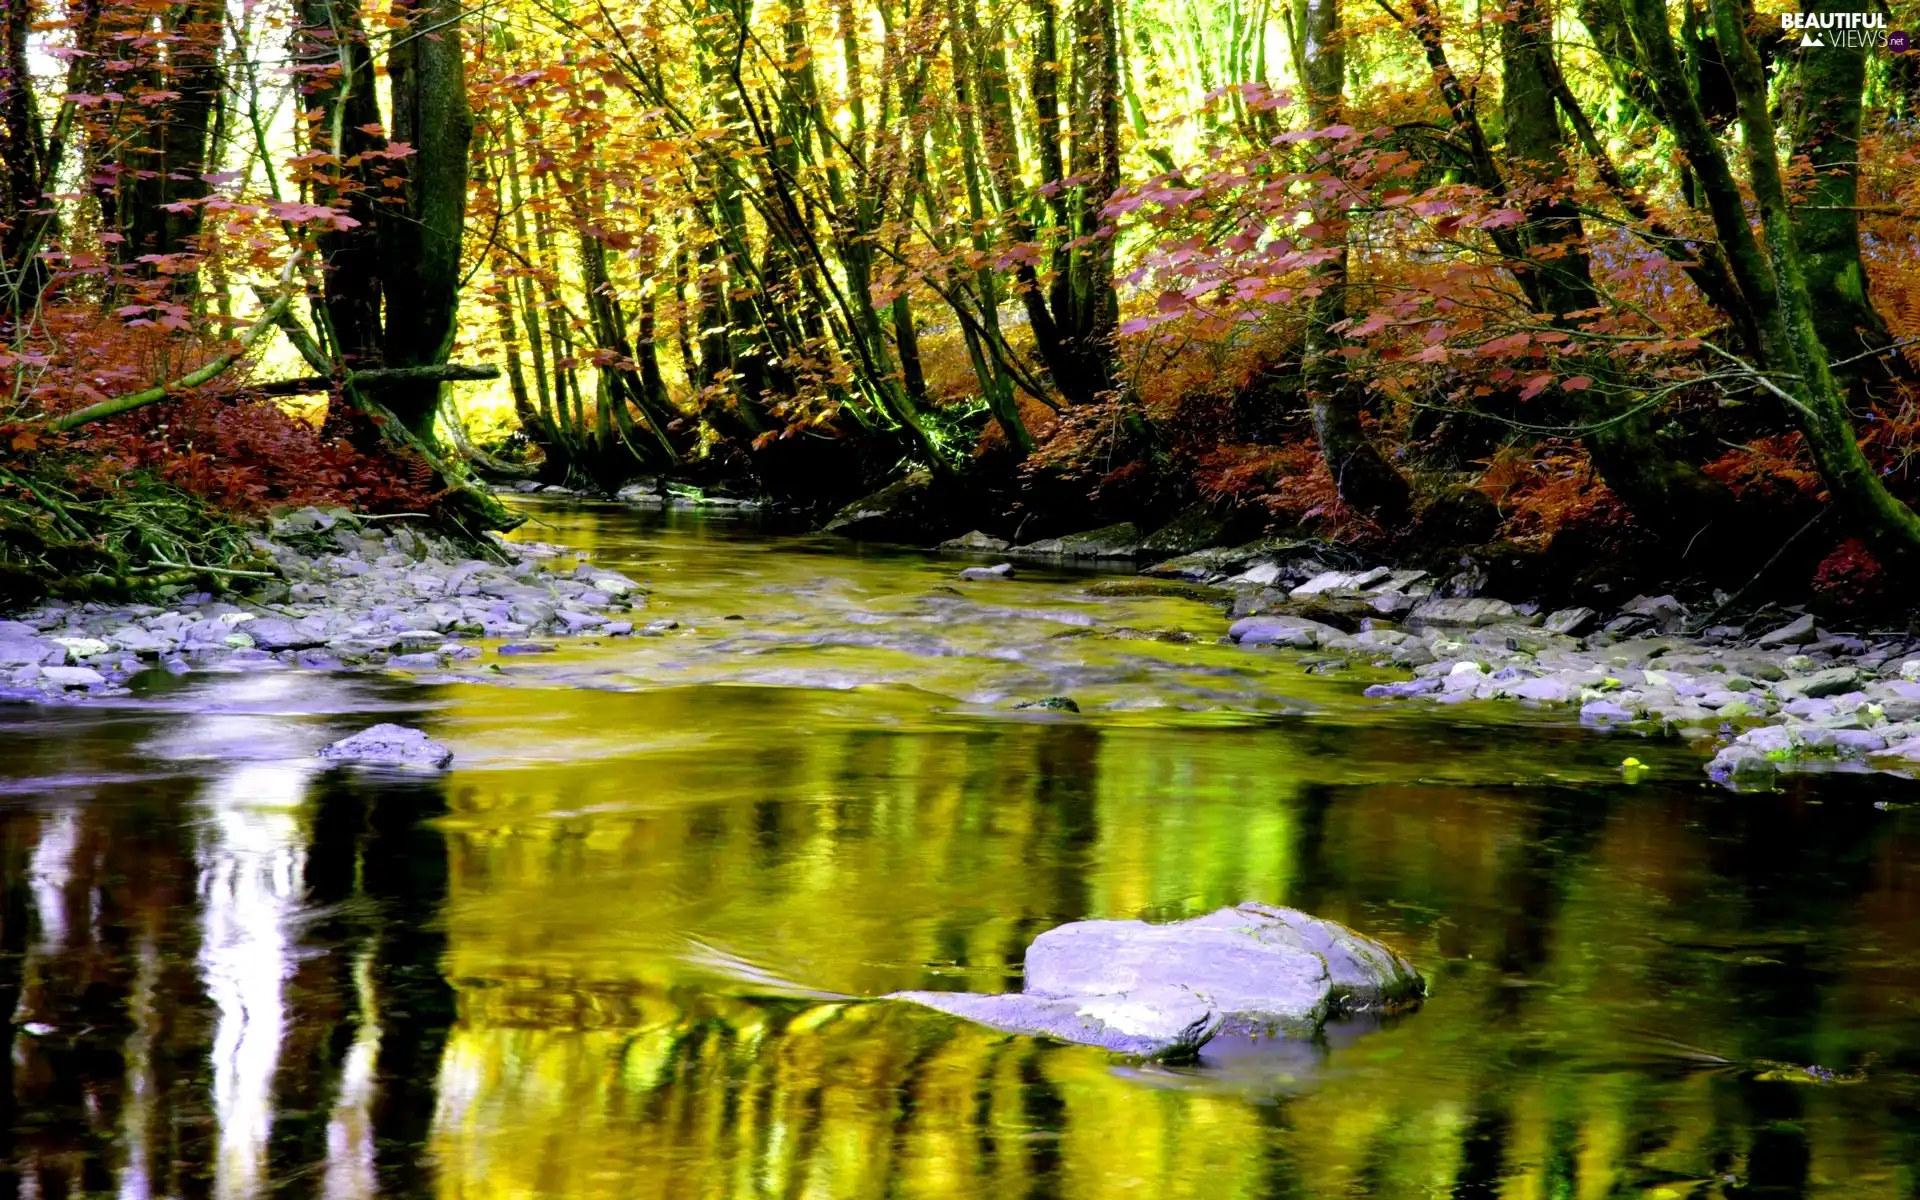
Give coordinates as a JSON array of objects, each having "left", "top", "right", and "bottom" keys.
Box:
[{"left": 2, "top": 500, "right": 1917, "bottom": 1198}]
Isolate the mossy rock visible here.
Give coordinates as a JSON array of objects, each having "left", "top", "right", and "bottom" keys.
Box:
[{"left": 1084, "top": 578, "right": 1231, "bottom": 604}]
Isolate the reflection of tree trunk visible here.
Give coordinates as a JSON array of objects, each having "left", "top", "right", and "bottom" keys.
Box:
[
  {"left": 1031, "top": 725, "right": 1102, "bottom": 924},
  {"left": 1449, "top": 1094, "right": 1512, "bottom": 1199},
  {"left": 0, "top": 816, "right": 27, "bottom": 1199}
]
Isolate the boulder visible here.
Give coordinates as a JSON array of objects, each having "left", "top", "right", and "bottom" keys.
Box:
[
  {"left": 1541, "top": 607, "right": 1597, "bottom": 636},
  {"left": 1013, "top": 523, "right": 1143, "bottom": 561},
  {"left": 1084, "top": 578, "right": 1230, "bottom": 604},
  {"left": 1407, "top": 597, "right": 1522, "bottom": 628},
  {"left": 1140, "top": 505, "right": 1236, "bottom": 556},
  {"left": 822, "top": 470, "right": 938, "bottom": 540},
  {"left": 940, "top": 530, "right": 1011, "bottom": 553},
  {"left": 40, "top": 666, "right": 106, "bottom": 689},
  {"left": 1754, "top": 613, "right": 1817, "bottom": 648},
  {"left": 0, "top": 637, "right": 59, "bottom": 668},
  {"left": 245, "top": 618, "right": 327, "bottom": 651},
  {"left": 889, "top": 903, "right": 1422, "bottom": 1059},
  {"left": 1776, "top": 667, "right": 1861, "bottom": 701},
  {"left": 1506, "top": 676, "right": 1575, "bottom": 703},
  {"left": 1620, "top": 594, "right": 1687, "bottom": 635},
  {"left": 1229, "top": 615, "right": 1342, "bottom": 648},
  {"left": 959, "top": 563, "right": 1014, "bottom": 582},
  {"left": 317, "top": 724, "right": 453, "bottom": 770},
  {"left": 1290, "top": 567, "right": 1391, "bottom": 598}
]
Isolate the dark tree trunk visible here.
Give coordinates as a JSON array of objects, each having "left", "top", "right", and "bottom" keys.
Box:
[
  {"left": 0, "top": 0, "right": 43, "bottom": 282},
  {"left": 293, "top": 0, "right": 387, "bottom": 371},
  {"left": 378, "top": 0, "right": 473, "bottom": 440},
  {"left": 1295, "top": 0, "right": 1410, "bottom": 521},
  {"left": 97, "top": 0, "right": 224, "bottom": 274}
]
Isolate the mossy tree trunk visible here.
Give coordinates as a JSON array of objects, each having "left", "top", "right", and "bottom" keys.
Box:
[
  {"left": 1295, "top": 0, "right": 1411, "bottom": 521},
  {"left": 1619, "top": 0, "right": 1920, "bottom": 564},
  {"left": 1501, "top": 0, "right": 1732, "bottom": 544},
  {"left": 379, "top": 0, "right": 473, "bottom": 441},
  {"left": 1789, "top": 0, "right": 1893, "bottom": 384}
]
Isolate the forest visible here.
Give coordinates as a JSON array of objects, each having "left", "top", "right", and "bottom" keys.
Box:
[{"left": 3, "top": 0, "right": 1920, "bottom": 609}]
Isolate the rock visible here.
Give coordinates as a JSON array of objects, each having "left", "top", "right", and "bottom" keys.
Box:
[
  {"left": 1755, "top": 613, "right": 1817, "bottom": 647},
  {"left": 1290, "top": 567, "right": 1391, "bottom": 598},
  {"left": 497, "top": 642, "right": 558, "bottom": 655},
  {"left": 1407, "top": 597, "right": 1521, "bottom": 628},
  {"left": 1777, "top": 667, "right": 1860, "bottom": 700},
  {"left": 1140, "top": 505, "right": 1237, "bottom": 556},
  {"left": 889, "top": 903, "right": 1421, "bottom": 1060},
  {"left": 0, "top": 637, "right": 59, "bottom": 668},
  {"left": 1085, "top": 578, "right": 1230, "bottom": 603},
  {"left": 1013, "top": 696, "right": 1080, "bottom": 713},
  {"left": 1228, "top": 615, "right": 1341, "bottom": 648},
  {"left": 939, "top": 530, "right": 1011, "bottom": 553},
  {"left": 319, "top": 723, "right": 453, "bottom": 770},
  {"left": 959, "top": 564, "right": 1014, "bottom": 581},
  {"left": 585, "top": 571, "right": 641, "bottom": 597},
  {"left": 40, "top": 666, "right": 106, "bottom": 689},
  {"left": 1014, "top": 523, "right": 1143, "bottom": 561},
  {"left": 1707, "top": 745, "right": 1779, "bottom": 784},
  {"left": 1620, "top": 594, "right": 1686, "bottom": 634},
  {"left": 1507, "top": 676, "right": 1575, "bottom": 703},
  {"left": 1580, "top": 699, "right": 1636, "bottom": 724},
  {"left": 244, "top": 618, "right": 327, "bottom": 651},
  {"left": 641, "top": 619, "right": 679, "bottom": 635},
  {"left": 51, "top": 636, "right": 110, "bottom": 660},
  {"left": 1230, "top": 562, "right": 1284, "bottom": 586},
  {"left": 556, "top": 610, "right": 608, "bottom": 632},
  {"left": 910, "top": 988, "right": 1228, "bottom": 1058},
  {"left": 822, "top": 470, "right": 938, "bottom": 540},
  {"left": 1364, "top": 678, "right": 1443, "bottom": 698},
  {"left": 1542, "top": 607, "right": 1597, "bottom": 636}
]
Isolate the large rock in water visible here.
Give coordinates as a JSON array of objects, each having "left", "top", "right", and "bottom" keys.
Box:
[
  {"left": 317, "top": 724, "right": 453, "bottom": 770},
  {"left": 890, "top": 903, "right": 1422, "bottom": 1060}
]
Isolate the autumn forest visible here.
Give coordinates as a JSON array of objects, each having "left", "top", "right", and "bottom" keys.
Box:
[{"left": 4, "top": 0, "right": 1920, "bottom": 606}]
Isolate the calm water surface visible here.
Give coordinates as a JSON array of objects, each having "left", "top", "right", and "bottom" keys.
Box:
[{"left": 2, "top": 500, "right": 1918, "bottom": 1198}]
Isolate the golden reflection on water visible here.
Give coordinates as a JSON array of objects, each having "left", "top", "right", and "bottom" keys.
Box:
[{"left": 0, "top": 504, "right": 1917, "bottom": 1199}]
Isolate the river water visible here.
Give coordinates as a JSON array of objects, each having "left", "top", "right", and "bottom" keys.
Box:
[{"left": 2, "top": 500, "right": 1917, "bottom": 1198}]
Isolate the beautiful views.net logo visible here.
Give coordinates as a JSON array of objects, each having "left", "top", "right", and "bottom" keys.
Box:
[{"left": 1779, "top": 10, "right": 1903, "bottom": 49}]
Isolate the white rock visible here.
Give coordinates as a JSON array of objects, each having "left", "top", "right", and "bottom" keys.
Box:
[
  {"left": 317, "top": 724, "right": 454, "bottom": 770},
  {"left": 40, "top": 666, "right": 106, "bottom": 688}
]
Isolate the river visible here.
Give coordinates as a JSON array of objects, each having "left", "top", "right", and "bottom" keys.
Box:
[{"left": 2, "top": 499, "right": 1917, "bottom": 1197}]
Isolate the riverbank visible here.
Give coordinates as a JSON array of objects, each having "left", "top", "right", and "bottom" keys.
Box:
[
  {"left": 0, "top": 505, "right": 648, "bottom": 703},
  {"left": 931, "top": 524, "right": 1920, "bottom": 789}
]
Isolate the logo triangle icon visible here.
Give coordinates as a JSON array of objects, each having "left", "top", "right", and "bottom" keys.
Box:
[{"left": 1800, "top": 30, "right": 1824, "bottom": 46}]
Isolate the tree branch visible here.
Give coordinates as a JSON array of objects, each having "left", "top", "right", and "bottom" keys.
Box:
[
  {"left": 47, "top": 254, "right": 303, "bottom": 432},
  {"left": 250, "top": 363, "right": 501, "bottom": 396}
]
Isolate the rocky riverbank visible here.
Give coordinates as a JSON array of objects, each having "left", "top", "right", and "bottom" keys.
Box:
[
  {"left": 935, "top": 527, "right": 1920, "bottom": 789},
  {"left": 0, "top": 505, "right": 651, "bottom": 703}
]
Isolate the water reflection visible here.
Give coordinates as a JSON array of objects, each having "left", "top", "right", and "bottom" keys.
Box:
[
  {"left": 0, "top": 508, "right": 1916, "bottom": 1197},
  {"left": 196, "top": 763, "right": 307, "bottom": 1200}
]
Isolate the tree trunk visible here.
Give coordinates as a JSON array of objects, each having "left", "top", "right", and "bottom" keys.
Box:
[
  {"left": 1619, "top": 0, "right": 1920, "bottom": 563},
  {"left": 379, "top": 0, "right": 473, "bottom": 440},
  {"left": 0, "top": 0, "right": 43, "bottom": 285},
  {"left": 293, "top": 0, "right": 385, "bottom": 369},
  {"left": 1789, "top": 0, "right": 1892, "bottom": 382},
  {"left": 1295, "top": 0, "right": 1410, "bottom": 521}
]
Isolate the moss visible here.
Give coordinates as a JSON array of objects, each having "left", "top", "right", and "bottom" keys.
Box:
[{"left": 1083, "top": 578, "right": 1231, "bottom": 604}]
